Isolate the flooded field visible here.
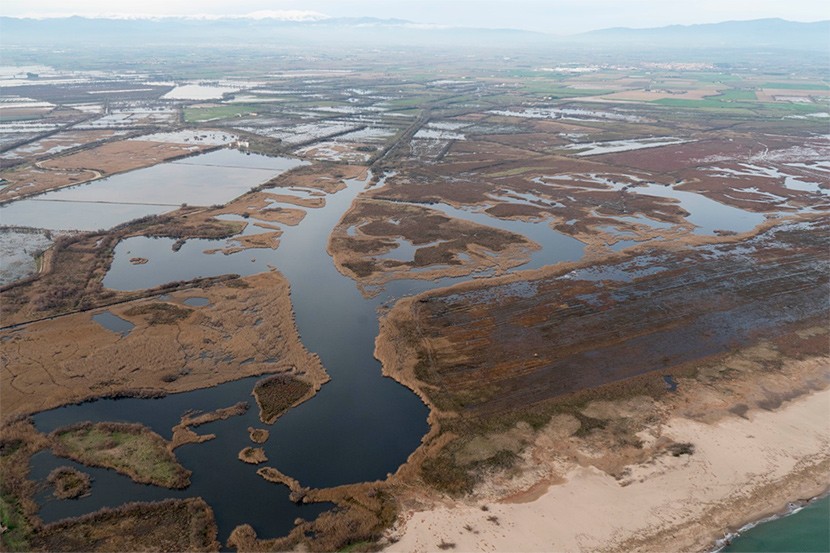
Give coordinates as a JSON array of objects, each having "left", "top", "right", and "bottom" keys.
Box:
[{"left": 0, "top": 149, "right": 305, "bottom": 231}]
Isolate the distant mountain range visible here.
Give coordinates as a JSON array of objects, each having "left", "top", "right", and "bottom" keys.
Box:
[
  {"left": 576, "top": 18, "right": 830, "bottom": 50},
  {"left": 1, "top": 16, "right": 827, "bottom": 52}
]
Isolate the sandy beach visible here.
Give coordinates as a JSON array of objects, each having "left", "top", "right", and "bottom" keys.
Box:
[{"left": 386, "top": 386, "right": 830, "bottom": 553}]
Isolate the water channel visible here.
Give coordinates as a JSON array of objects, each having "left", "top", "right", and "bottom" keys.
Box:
[
  {"left": 25, "top": 158, "right": 771, "bottom": 544},
  {"left": 30, "top": 174, "right": 528, "bottom": 543}
]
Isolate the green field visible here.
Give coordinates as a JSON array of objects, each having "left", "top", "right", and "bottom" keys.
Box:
[
  {"left": 184, "top": 104, "right": 260, "bottom": 122},
  {"left": 762, "top": 82, "right": 830, "bottom": 90},
  {"left": 708, "top": 89, "right": 758, "bottom": 101}
]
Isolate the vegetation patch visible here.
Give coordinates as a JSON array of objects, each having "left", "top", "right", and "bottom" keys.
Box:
[
  {"left": 170, "top": 402, "right": 249, "bottom": 449},
  {"left": 256, "top": 467, "right": 306, "bottom": 501},
  {"left": 47, "top": 466, "right": 92, "bottom": 499},
  {"left": 666, "top": 442, "right": 696, "bottom": 457},
  {"left": 302, "top": 486, "right": 399, "bottom": 552},
  {"left": 238, "top": 447, "right": 268, "bottom": 465},
  {"left": 1, "top": 420, "right": 52, "bottom": 552},
  {"left": 248, "top": 427, "right": 270, "bottom": 444},
  {"left": 184, "top": 104, "right": 259, "bottom": 122},
  {"left": 29, "top": 498, "right": 220, "bottom": 552},
  {"left": 253, "top": 374, "right": 313, "bottom": 424},
  {"left": 123, "top": 302, "right": 193, "bottom": 325},
  {"left": 50, "top": 422, "right": 191, "bottom": 488},
  {"left": 0, "top": 493, "right": 31, "bottom": 552}
]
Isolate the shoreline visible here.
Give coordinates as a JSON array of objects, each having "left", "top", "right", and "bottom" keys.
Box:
[
  {"left": 709, "top": 492, "right": 830, "bottom": 553},
  {"left": 384, "top": 372, "right": 830, "bottom": 553}
]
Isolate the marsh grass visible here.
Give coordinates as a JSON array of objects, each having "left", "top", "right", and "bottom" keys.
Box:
[
  {"left": 253, "top": 375, "right": 312, "bottom": 424},
  {"left": 302, "top": 487, "right": 398, "bottom": 552},
  {"left": 124, "top": 302, "right": 192, "bottom": 325},
  {"left": 30, "top": 498, "right": 219, "bottom": 552}
]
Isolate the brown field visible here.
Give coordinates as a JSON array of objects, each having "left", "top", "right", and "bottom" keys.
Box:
[{"left": 40, "top": 139, "right": 208, "bottom": 174}]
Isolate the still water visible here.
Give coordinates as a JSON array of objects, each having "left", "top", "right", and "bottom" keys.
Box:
[{"left": 0, "top": 149, "right": 305, "bottom": 231}]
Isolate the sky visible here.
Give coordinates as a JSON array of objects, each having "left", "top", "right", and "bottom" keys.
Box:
[{"left": 1, "top": 0, "right": 827, "bottom": 34}]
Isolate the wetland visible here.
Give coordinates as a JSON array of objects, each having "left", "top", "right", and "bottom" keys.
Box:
[{"left": 1, "top": 28, "right": 828, "bottom": 553}]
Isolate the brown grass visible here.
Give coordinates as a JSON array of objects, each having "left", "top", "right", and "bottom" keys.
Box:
[
  {"left": 301, "top": 485, "right": 399, "bottom": 552},
  {"left": 170, "top": 402, "right": 249, "bottom": 449},
  {"left": 41, "top": 140, "right": 208, "bottom": 174},
  {"left": 0, "top": 209, "right": 243, "bottom": 326},
  {"left": 256, "top": 467, "right": 304, "bottom": 499},
  {"left": 329, "top": 198, "right": 536, "bottom": 293},
  {"left": 375, "top": 218, "right": 830, "bottom": 496}
]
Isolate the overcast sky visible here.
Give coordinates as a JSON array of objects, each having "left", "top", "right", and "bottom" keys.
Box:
[{"left": 2, "top": 0, "right": 827, "bottom": 34}]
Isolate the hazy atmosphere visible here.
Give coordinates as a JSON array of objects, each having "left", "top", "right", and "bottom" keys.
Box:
[{"left": 3, "top": 0, "right": 828, "bottom": 33}]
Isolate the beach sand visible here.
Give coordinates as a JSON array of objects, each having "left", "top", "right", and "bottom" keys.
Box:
[{"left": 386, "top": 386, "right": 830, "bottom": 553}]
